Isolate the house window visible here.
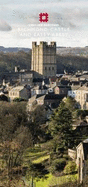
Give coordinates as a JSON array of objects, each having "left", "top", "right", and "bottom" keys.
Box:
[
  {"left": 49, "top": 67, "right": 51, "bottom": 70},
  {"left": 45, "top": 67, "right": 47, "bottom": 70},
  {"left": 86, "top": 94, "right": 88, "bottom": 102},
  {"left": 52, "top": 67, "right": 54, "bottom": 70}
]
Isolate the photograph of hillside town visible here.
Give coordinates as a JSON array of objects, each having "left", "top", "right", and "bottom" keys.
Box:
[
  {"left": 0, "top": 41, "right": 88, "bottom": 187},
  {"left": 0, "top": 0, "right": 88, "bottom": 187}
]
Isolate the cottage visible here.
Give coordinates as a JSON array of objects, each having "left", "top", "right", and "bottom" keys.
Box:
[
  {"left": 76, "top": 140, "right": 88, "bottom": 183},
  {"left": 9, "top": 86, "right": 30, "bottom": 101},
  {"left": 54, "top": 85, "right": 71, "bottom": 96},
  {"left": 68, "top": 140, "right": 88, "bottom": 183}
]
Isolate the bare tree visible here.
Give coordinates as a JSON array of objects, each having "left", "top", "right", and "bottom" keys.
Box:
[{"left": 0, "top": 102, "right": 33, "bottom": 186}]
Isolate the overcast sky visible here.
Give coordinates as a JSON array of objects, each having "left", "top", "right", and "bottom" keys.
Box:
[{"left": 0, "top": 0, "right": 88, "bottom": 48}]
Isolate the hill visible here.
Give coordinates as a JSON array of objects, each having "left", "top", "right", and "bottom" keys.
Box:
[
  {"left": 0, "top": 50, "right": 31, "bottom": 73},
  {"left": 56, "top": 54, "right": 88, "bottom": 73},
  {"left": 57, "top": 46, "right": 88, "bottom": 57},
  {"left": 0, "top": 46, "right": 31, "bottom": 53},
  {"left": 0, "top": 46, "right": 88, "bottom": 74},
  {"left": 56, "top": 46, "right": 88, "bottom": 73}
]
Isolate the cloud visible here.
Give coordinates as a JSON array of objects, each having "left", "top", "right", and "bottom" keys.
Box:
[
  {"left": 0, "top": 19, "right": 12, "bottom": 31},
  {"left": 0, "top": 0, "right": 88, "bottom": 47},
  {"left": 11, "top": 2, "right": 88, "bottom": 30},
  {"left": 1, "top": 0, "right": 88, "bottom": 31}
]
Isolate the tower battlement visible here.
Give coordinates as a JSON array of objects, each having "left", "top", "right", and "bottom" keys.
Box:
[
  {"left": 31, "top": 41, "right": 56, "bottom": 78},
  {"left": 32, "top": 41, "right": 56, "bottom": 47}
]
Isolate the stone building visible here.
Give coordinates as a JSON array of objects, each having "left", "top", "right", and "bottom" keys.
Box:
[
  {"left": 76, "top": 140, "right": 88, "bottom": 183},
  {"left": 54, "top": 85, "right": 71, "bottom": 96},
  {"left": 31, "top": 41, "right": 56, "bottom": 78},
  {"left": 19, "top": 72, "right": 33, "bottom": 86},
  {"left": 68, "top": 140, "right": 88, "bottom": 184},
  {"left": 68, "top": 83, "right": 88, "bottom": 109},
  {"left": 9, "top": 86, "right": 30, "bottom": 101}
]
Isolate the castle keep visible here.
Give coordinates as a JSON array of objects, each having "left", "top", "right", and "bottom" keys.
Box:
[{"left": 31, "top": 41, "right": 56, "bottom": 78}]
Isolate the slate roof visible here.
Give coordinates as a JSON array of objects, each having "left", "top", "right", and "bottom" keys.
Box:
[
  {"left": 56, "top": 85, "right": 71, "bottom": 89},
  {"left": 44, "top": 94, "right": 65, "bottom": 100},
  {"left": 77, "top": 85, "right": 88, "bottom": 91},
  {"left": 39, "top": 85, "right": 48, "bottom": 90},
  {"left": 9, "top": 86, "right": 24, "bottom": 92},
  {"left": 60, "top": 79, "right": 70, "bottom": 85}
]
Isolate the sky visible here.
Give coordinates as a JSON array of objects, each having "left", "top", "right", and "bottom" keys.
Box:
[{"left": 0, "top": 0, "right": 88, "bottom": 48}]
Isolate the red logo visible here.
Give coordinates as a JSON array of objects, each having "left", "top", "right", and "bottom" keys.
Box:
[{"left": 39, "top": 13, "right": 49, "bottom": 22}]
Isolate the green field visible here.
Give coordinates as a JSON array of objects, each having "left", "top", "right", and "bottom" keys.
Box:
[
  {"left": 0, "top": 146, "right": 78, "bottom": 186},
  {"left": 36, "top": 173, "right": 77, "bottom": 187},
  {"left": 22, "top": 147, "right": 78, "bottom": 187},
  {"left": 23, "top": 147, "right": 49, "bottom": 166},
  {"left": 25, "top": 173, "right": 78, "bottom": 187}
]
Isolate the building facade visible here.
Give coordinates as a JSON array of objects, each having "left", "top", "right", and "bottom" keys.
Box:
[
  {"left": 68, "top": 140, "right": 88, "bottom": 184},
  {"left": 31, "top": 41, "right": 56, "bottom": 78},
  {"left": 68, "top": 84, "right": 88, "bottom": 109},
  {"left": 9, "top": 86, "right": 30, "bottom": 101},
  {"left": 76, "top": 141, "right": 88, "bottom": 183},
  {"left": 54, "top": 85, "right": 71, "bottom": 96},
  {"left": 19, "top": 72, "right": 33, "bottom": 85}
]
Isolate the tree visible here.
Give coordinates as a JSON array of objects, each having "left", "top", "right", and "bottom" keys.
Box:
[
  {"left": 13, "top": 97, "right": 27, "bottom": 102},
  {"left": 26, "top": 162, "right": 48, "bottom": 187},
  {"left": 49, "top": 158, "right": 66, "bottom": 174},
  {"left": 48, "top": 103, "right": 72, "bottom": 152},
  {"left": 64, "top": 161, "right": 77, "bottom": 174},
  {"left": 0, "top": 102, "right": 33, "bottom": 186},
  {"left": 27, "top": 105, "right": 48, "bottom": 143},
  {"left": 64, "top": 96, "right": 80, "bottom": 112},
  {"left": 76, "top": 109, "right": 88, "bottom": 120}
]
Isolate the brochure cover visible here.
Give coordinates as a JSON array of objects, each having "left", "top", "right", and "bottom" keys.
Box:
[{"left": 0, "top": 0, "right": 88, "bottom": 187}]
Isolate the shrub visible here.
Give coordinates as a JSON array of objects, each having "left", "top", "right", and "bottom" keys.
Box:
[
  {"left": 63, "top": 154, "right": 69, "bottom": 160},
  {"left": 64, "top": 161, "right": 77, "bottom": 174},
  {"left": 50, "top": 158, "right": 66, "bottom": 173},
  {"left": 13, "top": 97, "right": 27, "bottom": 102}
]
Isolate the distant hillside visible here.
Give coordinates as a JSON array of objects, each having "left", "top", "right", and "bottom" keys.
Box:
[
  {"left": 57, "top": 46, "right": 88, "bottom": 57},
  {"left": 0, "top": 46, "right": 31, "bottom": 53},
  {"left": 0, "top": 50, "right": 31, "bottom": 73},
  {"left": 0, "top": 46, "right": 88, "bottom": 74},
  {"left": 56, "top": 55, "right": 88, "bottom": 73},
  {"left": 1, "top": 46, "right": 88, "bottom": 56},
  {"left": 56, "top": 46, "right": 88, "bottom": 73}
]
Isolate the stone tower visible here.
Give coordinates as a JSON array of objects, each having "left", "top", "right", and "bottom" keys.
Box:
[{"left": 31, "top": 41, "right": 56, "bottom": 78}]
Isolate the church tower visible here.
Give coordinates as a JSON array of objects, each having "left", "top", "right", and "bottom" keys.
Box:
[{"left": 31, "top": 41, "right": 56, "bottom": 78}]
